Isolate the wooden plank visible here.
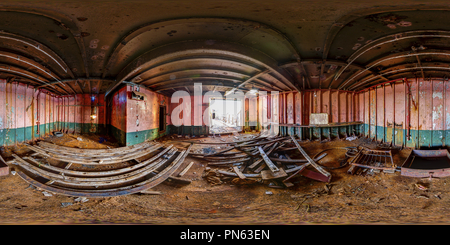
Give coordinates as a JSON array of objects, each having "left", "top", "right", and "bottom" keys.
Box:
[
  {"left": 290, "top": 135, "right": 330, "bottom": 177},
  {"left": 283, "top": 181, "right": 294, "bottom": 187},
  {"left": 233, "top": 166, "right": 247, "bottom": 179},
  {"left": 261, "top": 168, "right": 287, "bottom": 180},
  {"left": 140, "top": 189, "right": 162, "bottom": 195},
  {"left": 249, "top": 142, "right": 278, "bottom": 169},
  {"left": 0, "top": 153, "right": 9, "bottom": 176},
  {"left": 178, "top": 162, "right": 194, "bottom": 177},
  {"left": 258, "top": 146, "right": 279, "bottom": 172}
]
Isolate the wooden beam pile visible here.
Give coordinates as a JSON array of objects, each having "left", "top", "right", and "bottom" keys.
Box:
[
  {"left": 10, "top": 141, "right": 193, "bottom": 197},
  {"left": 192, "top": 134, "right": 332, "bottom": 187}
]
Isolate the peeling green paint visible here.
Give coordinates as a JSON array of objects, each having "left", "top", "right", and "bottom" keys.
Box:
[{"left": 363, "top": 123, "right": 450, "bottom": 148}]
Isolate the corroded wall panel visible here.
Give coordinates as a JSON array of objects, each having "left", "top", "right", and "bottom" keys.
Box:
[
  {"left": 432, "top": 80, "right": 444, "bottom": 146},
  {"left": 369, "top": 88, "right": 376, "bottom": 139},
  {"left": 376, "top": 86, "right": 385, "bottom": 142},
  {"left": 364, "top": 90, "right": 370, "bottom": 136},
  {"left": 0, "top": 80, "right": 61, "bottom": 146},
  {"left": 445, "top": 80, "right": 450, "bottom": 146},
  {"left": 331, "top": 91, "right": 339, "bottom": 123},
  {"left": 286, "top": 92, "right": 294, "bottom": 124},
  {"left": 384, "top": 85, "right": 394, "bottom": 143},
  {"left": 340, "top": 91, "right": 347, "bottom": 123},
  {"left": 419, "top": 80, "right": 432, "bottom": 147},
  {"left": 394, "top": 82, "right": 405, "bottom": 146},
  {"left": 295, "top": 92, "right": 301, "bottom": 124},
  {"left": 358, "top": 78, "right": 450, "bottom": 148}
]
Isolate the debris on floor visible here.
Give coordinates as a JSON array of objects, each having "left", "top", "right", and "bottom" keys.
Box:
[
  {"left": 192, "top": 133, "right": 342, "bottom": 188},
  {"left": 400, "top": 149, "right": 450, "bottom": 178},
  {"left": 348, "top": 148, "right": 396, "bottom": 174},
  {"left": 346, "top": 136, "right": 358, "bottom": 141},
  {"left": 7, "top": 140, "right": 193, "bottom": 198},
  {"left": 0, "top": 154, "right": 9, "bottom": 177},
  {"left": 2, "top": 131, "right": 449, "bottom": 224}
]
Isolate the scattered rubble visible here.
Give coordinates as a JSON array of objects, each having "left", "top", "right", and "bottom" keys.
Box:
[
  {"left": 9, "top": 140, "right": 193, "bottom": 198},
  {"left": 194, "top": 134, "right": 338, "bottom": 188}
]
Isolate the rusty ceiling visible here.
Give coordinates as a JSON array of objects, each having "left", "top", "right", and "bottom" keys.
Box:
[{"left": 1, "top": 0, "right": 450, "bottom": 96}]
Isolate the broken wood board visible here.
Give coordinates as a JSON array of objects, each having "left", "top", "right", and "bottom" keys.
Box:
[
  {"left": 140, "top": 190, "right": 163, "bottom": 195},
  {"left": 261, "top": 168, "right": 287, "bottom": 180},
  {"left": 233, "top": 166, "right": 247, "bottom": 179},
  {"left": 299, "top": 168, "right": 331, "bottom": 183},
  {"left": 283, "top": 181, "right": 294, "bottom": 187},
  {"left": 249, "top": 142, "right": 278, "bottom": 169},
  {"left": 290, "top": 135, "right": 330, "bottom": 178},
  {"left": 0, "top": 154, "right": 9, "bottom": 176},
  {"left": 258, "top": 146, "right": 280, "bottom": 172},
  {"left": 178, "top": 162, "right": 194, "bottom": 177}
]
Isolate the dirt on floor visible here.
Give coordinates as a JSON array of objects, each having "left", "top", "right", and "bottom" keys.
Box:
[{"left": 1, "top": 133, "right": 450, "bottom": 224}]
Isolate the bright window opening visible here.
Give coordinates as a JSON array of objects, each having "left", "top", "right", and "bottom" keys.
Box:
[{"left": 209, "top": 98, "right": 243, "bottom": 134}]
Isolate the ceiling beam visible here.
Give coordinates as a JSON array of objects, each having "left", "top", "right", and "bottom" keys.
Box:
[
  {"left": 335, "top": 31, "right": 450, "bottom": 82},
  {"left": 106, "top": 41, "right": 298, "bottom": 97},
  {"left": 225, "top": 70, "right": 271, "bottom": 95},
  {"left": 338, "top": 50, "right": 450, "bottom": 90},
  {"left": 137, "top": 68, "right": 251, "bottom": 87},
  {"left": 0, "top": 30, "right": 74, "bottom": 78},
  {"left": 128, "top": 56, "right": 262, "bottom": 83},
  {"left": 153, "top": 80, "right": 258, "bottom": 93},
  {"left": 349, "top": 63, "right": 450, "bottom": 90},
  {"left": 37, "top": 78, "right": 113, "bottom": 88}
]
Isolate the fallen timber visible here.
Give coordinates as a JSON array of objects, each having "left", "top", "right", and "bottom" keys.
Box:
[
  {"left": 38, "top": 141, "right": 155, "bottom": 155},
  {"left": 183, "top": 134, "right": 267, "bottom": 145},
  {"left": 248, "top": 142, "right": 280, "bottom": 169},
  {"left": 290, "top": 135, "right": 331, "bottom": 179},
  {"left": 194, "top": 135, "right": 337, "bottom": 185},
  {"left": 12, "top": 141, "right": 193, "bottom": 197},
  {"left": 25, "top": 142, "right": 164, "bottom": 165}
]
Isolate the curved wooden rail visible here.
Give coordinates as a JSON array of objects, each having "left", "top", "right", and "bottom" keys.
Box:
[{"left": 13, "top": 142, "right": 193, "bottom": 197}]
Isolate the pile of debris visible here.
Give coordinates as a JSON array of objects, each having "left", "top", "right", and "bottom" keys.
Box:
[
  {"left": 8, "top": 140, "right": 193, "bottom": 197},
  {"left": 347, "top": 148, "right": 396, "bottom": 175},
  {"left": 191, "top": 134, "right": 335, "bottom": 187}
]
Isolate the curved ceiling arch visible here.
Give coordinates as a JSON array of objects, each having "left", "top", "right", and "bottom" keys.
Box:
[
  {"left": 339, "top": 50, "right": 450, "bottom": 89},
  {"left": 0, "top": 7, "right": 91, "bottom": 94},
  {"left": 0, "top": 31, "right": 74, "bottom": 77},
  {"left": 333, "top": 30, "right": 450, "bottom": 83},
  {"left": 105, "top": 40, "right": 300, "bottom": 96},
  {"left": 3, "top": 2, "right": 450, "bottom": 95},
  {"left": 321, "top": 4, "right": 450, "bottom": 60},
  {"left": 101, "top": 17, "right": 302, "bottom": 79},
  {"left": 132, "top": 57, "right": 263, "bottom": 85},
  {"left": 0, "top": 6, "right": 90, "bottom": 78},
  {"left": 319, "top": 6, "right": 450, "bottom": 91}
]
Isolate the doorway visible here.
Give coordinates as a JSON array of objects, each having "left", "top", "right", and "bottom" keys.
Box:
[
  {"left": 209, "top": 97, "right": 243, "bottom": 134},
  {"left": 159, "top": 106, "right": 166, "bottom": 132}
]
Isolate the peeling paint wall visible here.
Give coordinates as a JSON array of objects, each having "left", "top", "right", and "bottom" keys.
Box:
[
  {"left": 277, "top": 90, "right": 359, "bottom": 139},
  {"left": 0, "top": 79, "right": 109, "bottom": 146},
  {"left": 126, "top": 85, "right": 169, "bottom": 145},
  {"left": 57, "top": 93, "right": 106, "bottom": 135},
  {"left": 110, "top": 85, "right": 170, "bottom": 146},
  {"left": 110, "top": 86, "right": 127, "bottom": 144},
  {"left": 359, "top": 78, "right": 450, "bottom": 148},
  {"left": 0, "top": 80, "right": 59, "bottom": 145}
]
